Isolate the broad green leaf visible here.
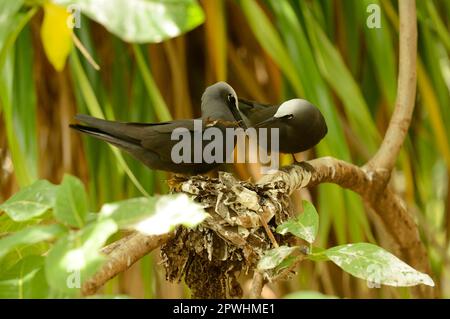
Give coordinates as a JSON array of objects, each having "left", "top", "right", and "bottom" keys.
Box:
[
  {"left": 325, "top": 243, "right": 435, "bottom": 287},
  {"left": 45, "top": 219, "right": 117, "bottom": 295},
  {"left": 54, "top": 0, "right": 205, "bottom": 43},
  {"left": 54, "top": 174, "right": 88, "bottom": 228},
  {"left": 133, "top": 194, "right": 208, "bottom": 235},
  {"left": 257, "top": 246, "right": 298, "bottom": 271},
  {"left": 276, "top": 200, "right": 319, "bottom": 243},
  {"left": 40, "top": 2, "right": 73, "bottom": 71},
  {"left": 0, "top": 180, "right": 58, "bottom": 221},
  {"left": 0, "top": 255, "right": 49, "bottom": 298},
  {"left": 98, "top": 197, "right": 157, "bottom": 228},
  {"left": 284, "top": 291, "right": 337, "bottom": 299},
  {"left": 0, "top": 224, "right": 66, "bottom": 261},
  {"left": 274, "top": 254, "right": 297, "bottom": 272}
]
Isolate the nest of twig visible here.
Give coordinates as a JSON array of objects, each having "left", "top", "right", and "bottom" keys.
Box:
[{"left": 160, "top": 172, "right": 296, "bottom": 298}]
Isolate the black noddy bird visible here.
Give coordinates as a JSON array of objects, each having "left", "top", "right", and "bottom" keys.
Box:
[
  {"left": 238, "top": 98, "right": 327, "bottom": 156},
  {"left": 70, "top": 82, "right": 245, "bottom": 174}
]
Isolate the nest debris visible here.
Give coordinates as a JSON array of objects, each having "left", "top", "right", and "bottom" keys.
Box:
[{"left": 161, "top": 172, "right": 296, "bottom": 298}]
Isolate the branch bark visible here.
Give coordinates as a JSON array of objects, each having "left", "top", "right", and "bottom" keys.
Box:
[
  {"left": 366, "top": 0, "right": 417, "bottom": 174},
  {"left": 81, "top": 232, "right": 173, "bottom": 296}
]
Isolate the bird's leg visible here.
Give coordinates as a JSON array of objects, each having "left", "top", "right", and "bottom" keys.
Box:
[{"left": 291, "top": 153, "right": 301, "bottom": 165}]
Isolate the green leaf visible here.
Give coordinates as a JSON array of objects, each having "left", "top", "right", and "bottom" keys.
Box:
[
  {"left": 302, "top": 5, "right": 380, "bottom": 152},
  {"left": 98, "top": 197, "right": 157, "bottom": 228},
  {"left": 54, "top": 174, "right": 88, "bottom": 228},
  {"left": 0, "top": 180, "right": 58, "bottom": 221},
  {"left": 324, "top": 243, "right": 435, "bottom": 287},
  {"left": 276, "top": 200, "right": 319, "bottom": 244},
  {"left": 0, "top": 224, "right": 66, "bottom": 261},
  {"left": 239, "top": 0, "right": 304, "bottom": 95},
  {"left": 0, "top": 0, "right": 24, "bottom": 50},
  {"left": 45, "top": 219, "right": 117, "bottom": 295},
  {"left": 306, "top": 247, "right": 329, "bottom": 262},
  {"left": 0, "top": 255, "right": 49, "bottom": 298},
  {"left": 257, "top": 246, "right": 298, "bottom": 271},
  {"left": 133, "top": 194, "right": 208, "bottom": 235},
  {"left": 284, "top": 291, "right": 337, "bottom": 299},
  {"left": 54, "top": 0, "right": 205, "bottom": 43}
]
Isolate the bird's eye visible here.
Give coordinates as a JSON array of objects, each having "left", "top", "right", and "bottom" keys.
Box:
[
  {"left": 227, "top": 94, "right": 236, "bottom": 105},
  {"left": 283, "top": 114, "right": 294, "bottom": 120}
]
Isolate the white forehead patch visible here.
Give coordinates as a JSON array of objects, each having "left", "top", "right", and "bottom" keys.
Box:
[{"left": 274, "top": 99, "right": 311, "bottom": 118}]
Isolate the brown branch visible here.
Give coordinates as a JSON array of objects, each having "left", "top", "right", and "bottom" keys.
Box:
[
  {"left": 257, "top": 159, "right": 428, "bottom": 274},
  {"left": 249, "top": 271, "right": 265, "bottom": 299},
  {"left": 81, "top": 232, "right": 173, "bottom": 296},
  {"left": 366, "top": 0, "right": 417, "bottom": 174}
]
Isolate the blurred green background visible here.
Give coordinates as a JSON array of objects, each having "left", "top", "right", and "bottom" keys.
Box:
[{"left": 0, "top": 0, "right": 449, "bottom": 298}]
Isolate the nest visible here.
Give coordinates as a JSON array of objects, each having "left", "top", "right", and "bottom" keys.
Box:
[{"left": 161, "top": 172, "right": 296, "bottom": 298}]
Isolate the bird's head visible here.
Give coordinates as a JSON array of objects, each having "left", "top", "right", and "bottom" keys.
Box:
[
  {"left": 256, "top": 99, "right": 328, "bottom": 137},
  {"left": 201, "top": 82, "right": 246, "bottom": 128}
]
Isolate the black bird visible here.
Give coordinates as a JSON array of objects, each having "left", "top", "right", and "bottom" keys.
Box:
[
  {"left": 70, "top": 82, "right": 245, "bottom": 174},
  {"left": 238, "top": 98, "right": 327, "bottom": 155}
]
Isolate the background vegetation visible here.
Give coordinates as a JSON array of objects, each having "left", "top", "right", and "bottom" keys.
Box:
[{"left": 0, "top": 0, "right": 449, "bottom": 298}]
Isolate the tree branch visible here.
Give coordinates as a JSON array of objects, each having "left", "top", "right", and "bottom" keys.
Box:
[
  {"left": 366, "top": 0, "right": 417, "bottom": 174},
  {"left": 249, "top": 271, "right": 265, "bottom": 299},
  {"left": 258, "top": 158, "right": 428, "bottom": 274},
  {"left": 81, "top": 232, "right": 173, "bottom": 296}
]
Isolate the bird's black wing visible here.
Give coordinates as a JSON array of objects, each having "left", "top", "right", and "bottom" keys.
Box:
[{"left": 238, "top": 98, "right": 278, "bottom": 125}]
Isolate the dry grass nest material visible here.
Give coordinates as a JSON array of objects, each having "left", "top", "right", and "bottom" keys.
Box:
[{"left": 161, "top": 172, "right": 297, "bottom": 298}]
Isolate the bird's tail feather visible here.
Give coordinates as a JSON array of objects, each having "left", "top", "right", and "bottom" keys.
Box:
[
  {"left": 69, "top": 124, "right": 139, "bottom": 151},
  {"left": 74, "top": 114, "right": 145, "bottom": 143}
]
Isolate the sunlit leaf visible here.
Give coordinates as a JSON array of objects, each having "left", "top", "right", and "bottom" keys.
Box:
[
  {"left": 98, "top": 197, "right": 157, "bottom": 228},
  {"left": 40, "top": 2, "right": 73, "bottom": 71},
  {"left": 54, "top": 175, "right": 88, "bottom": 228},
  {"left": 0, "top": 224, "right": 66, "bottom": 261},
  {"left": 0, "top": 255, "right": 49, "bottom": 298},
  {"left": 45, "top": 219, "right": 117, "bottom": 295},
  {"left": 133, "top": 194, "right": 208, "bottom": 235},
  {"left": 276, "top": 200, "right": 319, "bottom": 244},
  {"left": 257, "top": 246, "right": 298, "bottom": 271},
  {"left": 54, "top": 0, "right": 205, "bottom": 43},
  {"left": 0, "top": 180, "right": 58, "bottom": 221},
  {"left": 325, "top": 243, "right": 435, "bottom": 287}
]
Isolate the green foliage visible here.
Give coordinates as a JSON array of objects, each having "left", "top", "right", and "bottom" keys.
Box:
[
  {"left": 0, "top": 176, "right": 207, "bottom": 298},
  {"left": 0, "top": 256, "right": 49, "bottom": 298},
  {"left": 276, "top": 200, "right": 319, "bottom": 244},
  {"left": 0, "top": 224, "right": 66, "bottom": 260},
  {"left": 98, "top": 197, "right": 157, "bottom": 228},
  {"left": 54, "top": 175, "right": 88, "bottom": 228},
  {"left": 322, "top": 243, "right": 434, "bottom": 287},
  {"left": 0, "top": 180, "right": 58, "bottom": 221},
  {"left": 257, "top": 246, "right": 298, "bottom": 271},
  {"left": 259, "top": 201, "right": 435, "bottom": 288},
  {"left": 54, "top": 0, "right": 205, "bottom": 43},
  {"left": 45, "top": 219, "right": 117, "bottom": 295}
]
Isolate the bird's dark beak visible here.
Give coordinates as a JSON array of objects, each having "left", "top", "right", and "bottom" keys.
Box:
[
  {"left": 255, "top": 116, "right": 278, "bottom": 128},
  {"left": 228, "top": 101, "right": 248, "bottom": 129}
]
